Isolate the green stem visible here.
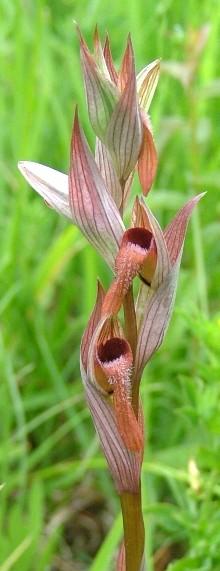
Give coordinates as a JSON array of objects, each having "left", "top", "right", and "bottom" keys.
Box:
[{"left": 120, "top": 488, "right": 145, "bottom": 571}]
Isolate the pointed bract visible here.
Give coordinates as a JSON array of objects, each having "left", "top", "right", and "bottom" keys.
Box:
[
  {"left": 137, "top": 59, "right": 160, "bottom": 113},
  {"left": 135, "top": 194, "right": 204, "bottom": 376},
  {"left": 93, "top": 25, "right": 102, "bottom": 61},
  {"left": 93, "top": 26, "right": 113, "bottom": 81},
  {"left": 105, "top": 40, "right": 143, "bottom": 181},
  {"left": 80, "top": 34, "right": 118, "bottom": 139},
  {"left": 68, "top": 111, "right": 125, "bottom": 269},
  {"left": 135, "top": 260, "right": 179, "bottom": 377},
  {"left": 95, "top": 138, "right": 123, "bottom": 209},
  {"left": 103, "top": 34, "right": 118, "bottom": 85},
  {"left": 134, "top": 198, "right": 171, "bottom": 289},
  {"left": 138, "top": 113, "right": 158, "bottom": 195},
  {"left": 18, "top": 161, "right": 71, "bottom": 219},
  {"left": 118, "top": 35, "right": 134, "bottom": 92},
  {"left": 164, "top": 193, "right": 206, "bottom": 265},
  {"left": 81, "top": 280, "right": 105, "bottom": 372}
]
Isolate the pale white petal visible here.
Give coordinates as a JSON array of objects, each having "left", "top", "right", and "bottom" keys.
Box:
[{"left": 18, "top": 161, "right": 71, "bottom": 219}]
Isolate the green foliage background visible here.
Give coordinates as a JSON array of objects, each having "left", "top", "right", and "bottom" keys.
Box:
[{"left": 0, "top": 0, "right": 220, "bottom": 569}]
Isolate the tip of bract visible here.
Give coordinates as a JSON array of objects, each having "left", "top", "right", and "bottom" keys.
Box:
[
  {"left": 93, "top": 24, "right": 100, "bottom": 49},
  {"left": 75, "top": 23, "right": 84, "bottom": 44},
  {"left": 120, "top": 33, "right": 135, "bottom": 83},
  {"left": 71, "top": 106, "right": 81, "bottom": 146},
  {"left": 77, "top": 26, "right": 92, "bottom": 58},
  {"left": 73, "top": 105, "right": 79, "bottom": 126}
]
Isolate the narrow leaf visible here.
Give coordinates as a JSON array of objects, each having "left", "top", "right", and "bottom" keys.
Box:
[
  {"left": 137, "top": 59, "right": 160, "bottom": 112},
  {"left": 90, "top": 513, "right": 122, "bottom": 571},
  {"left": 69, "top": 111, "right": 125, "bottom": 269},
  {"left": 0, "top": 536, "right": 33, "bottom": 571},
  {"left": 18, "top": 161, "right": 71, "bottom": 219}
]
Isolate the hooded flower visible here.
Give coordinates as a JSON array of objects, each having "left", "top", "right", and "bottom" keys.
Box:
[
  {"left": 101, "top": 226, "right": 156, "bottom": 316},
  {"left": 80, "top": 284, "right": 143, "bottom": 493}
]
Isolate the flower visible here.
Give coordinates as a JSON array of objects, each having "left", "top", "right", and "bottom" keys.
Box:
[
  {"left": 102, "top": 226, "right": 156, "bottom": 316},
  {"left": 80, "top": 289, "right": 143, "bottom": 493}
]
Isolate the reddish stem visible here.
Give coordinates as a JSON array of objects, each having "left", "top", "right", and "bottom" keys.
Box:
[{"left": 120, "top": 489, "right": 145, "bottom": 571}]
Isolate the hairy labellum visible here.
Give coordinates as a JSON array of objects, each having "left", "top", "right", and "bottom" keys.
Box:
[
  {"left": 96, "top": 337, "right": 143, "bottom": 452},
  {"left": 102, "top": 227, "right": 155, "bottom": 315}
]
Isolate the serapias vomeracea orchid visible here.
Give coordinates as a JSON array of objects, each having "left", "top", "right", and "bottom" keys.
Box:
[{"left": 18, "top": 28, "right": 205, "bottom": 571}]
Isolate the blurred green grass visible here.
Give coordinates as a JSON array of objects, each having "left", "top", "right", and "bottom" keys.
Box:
[{"left": 0, "top": 0, "right": 220, "bottom": 569}]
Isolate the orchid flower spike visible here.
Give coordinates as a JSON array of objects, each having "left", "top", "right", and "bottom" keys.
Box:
[{"left": 18, "top": 27, "right": 205, "bottom": 571}]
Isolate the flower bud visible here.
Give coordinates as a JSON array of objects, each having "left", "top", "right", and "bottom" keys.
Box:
[{"left": 80, "top": 34, "right": 119, "bottom": 141}]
